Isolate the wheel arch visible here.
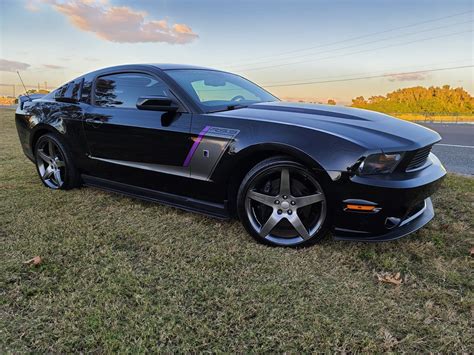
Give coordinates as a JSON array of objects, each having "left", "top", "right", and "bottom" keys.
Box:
[
  {"left": 224, "top": 143, "right": 332, "bottom": 216},
  {"left": 30, "top": 125, "right": 64, "bottom": 152}
]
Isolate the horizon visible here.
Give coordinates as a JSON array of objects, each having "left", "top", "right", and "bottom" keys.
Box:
[{"left": 0, "top": 0, "right": 473, "bottom": 104}]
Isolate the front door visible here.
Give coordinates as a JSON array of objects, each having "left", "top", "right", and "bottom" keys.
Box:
[{"left": 83, "top": 72, "right": 193, "bottom": 188}]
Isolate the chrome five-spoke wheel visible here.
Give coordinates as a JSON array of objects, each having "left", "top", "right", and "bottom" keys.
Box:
[
  {"left": 35, "top": 137, "right": 66, "bottom": 189},
  {"left": 239, "top": 159, "right": 327, "bottom": 247}
]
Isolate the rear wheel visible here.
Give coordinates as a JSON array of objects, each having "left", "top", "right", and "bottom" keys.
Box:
[
  {"left": 237, "top": 157, "right": 328, "bottom": 247},
  {"left": 34, "top": 133, "right": 80, "bottom": 190}
]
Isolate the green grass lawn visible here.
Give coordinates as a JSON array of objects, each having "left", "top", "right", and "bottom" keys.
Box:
[{"left": 1, "top": 108, "right": 473, "bottom": 352}]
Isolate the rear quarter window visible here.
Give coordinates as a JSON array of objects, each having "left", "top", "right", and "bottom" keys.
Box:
[{"left": 54, "top": 79, "right": 83, "bottom": 102}]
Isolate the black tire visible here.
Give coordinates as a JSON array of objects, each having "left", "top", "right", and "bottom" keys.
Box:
[
  {"left": 237, "top": 156, "right": 329, "bottom": 247},
  {"left": 34, "top": 133, "right": 81, "bottom": 190}
]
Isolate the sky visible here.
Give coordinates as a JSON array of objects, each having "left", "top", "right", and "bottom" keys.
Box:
[{"left": 0, "top": 0, "right": 473, "bottom": 104}]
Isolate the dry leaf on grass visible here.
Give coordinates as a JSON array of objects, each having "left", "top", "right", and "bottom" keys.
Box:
[
  {"left": 376, "top": 272, "right": 402, "bottom": 286},
  {"left": 24, "top": 256, "right": 42, "bottom": 266}
]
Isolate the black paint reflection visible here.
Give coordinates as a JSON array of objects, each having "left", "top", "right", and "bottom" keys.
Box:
[{"left": 95, "top": 78, "right": 122, "bottom": 107}]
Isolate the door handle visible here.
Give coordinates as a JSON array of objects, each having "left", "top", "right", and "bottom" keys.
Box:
[{"left": 85, "top": 118, "right": 104, "bottom": 126}]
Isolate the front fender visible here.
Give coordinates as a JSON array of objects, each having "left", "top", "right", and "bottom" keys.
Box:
[
  {"left": 234, "top": 142, "right": 327, "bottom": 172},
  {"left": 236, "top": 124, "right": 371, "bottom": 173}
]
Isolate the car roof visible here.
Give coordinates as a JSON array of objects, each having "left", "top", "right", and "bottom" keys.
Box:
[
  {"left": 82, "top": 63, "right": 221, "bottom": 79},
  {"left": 150, "top": 63, "right": 214, "bottom": 70},
  {"left": 91, "top": 63, "right": 215, "bottom": 72}
]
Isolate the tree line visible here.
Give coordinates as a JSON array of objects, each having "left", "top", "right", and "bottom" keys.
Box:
[{"left": 350, "top": 85, "right": 473, "bottom": 114}]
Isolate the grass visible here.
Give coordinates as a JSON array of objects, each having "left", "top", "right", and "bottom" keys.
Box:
[{"left": 1, "top": 107, "right": 473, "bottom": 352}]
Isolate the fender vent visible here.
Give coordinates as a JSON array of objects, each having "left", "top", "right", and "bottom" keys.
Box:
[{"left": 406, "top": 145, "right": 432, "bottom": 172}]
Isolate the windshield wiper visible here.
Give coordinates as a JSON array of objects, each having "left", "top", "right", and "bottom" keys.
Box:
[{"left": 208, "top": 104, "right": 248, "bottom": 113}]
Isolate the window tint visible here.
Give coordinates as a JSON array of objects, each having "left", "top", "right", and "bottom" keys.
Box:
[
  {"left": 94, "top": 73, "right": 169, "bottom": 108},
  {"left": 63, "top": 79, "right": 82, "bottom": 100},
  {"left": 55, "top": 79, "right": 83, "bottom": 102},
  {"left": 54, "top": 83, "right": 69, "bottom": 99},
  {"left": 81, "top": 80, "right": 92, "bottom": 103},
  {"left": 71, "top": 78, "right": 83, "bottom": 99}
]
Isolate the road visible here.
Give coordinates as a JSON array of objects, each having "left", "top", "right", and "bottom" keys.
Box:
[{"left": 420, "top": 123, "right": 473, "bottom": 175}]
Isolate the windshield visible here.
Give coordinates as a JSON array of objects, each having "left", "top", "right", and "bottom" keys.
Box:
[{"left": 165, "top": 69, "right": 279, "bottom": 112}]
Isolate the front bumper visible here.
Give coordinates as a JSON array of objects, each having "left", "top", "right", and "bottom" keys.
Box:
[
  {"left": 334, "top": 198, "right": 434, "bottom": 242},
  {"left": 331, "top": 153, "right": 446, "bottom": 242}
]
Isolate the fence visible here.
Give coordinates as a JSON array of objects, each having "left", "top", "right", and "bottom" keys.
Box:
[
  {"left": 388, "top": 113, "right": 474, "bottom": 123},
  {"left": 0, "top": 83, "right": 55, "bottom": 97}
]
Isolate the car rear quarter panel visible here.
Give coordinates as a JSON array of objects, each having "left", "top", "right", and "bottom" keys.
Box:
[{"left": 15, "top": 100, "right": 88, "bottom": 165}]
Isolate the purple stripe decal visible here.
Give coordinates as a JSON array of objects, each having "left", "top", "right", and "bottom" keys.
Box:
[{"left": 183, "top": 125, "right": 211, "bottom": 167}]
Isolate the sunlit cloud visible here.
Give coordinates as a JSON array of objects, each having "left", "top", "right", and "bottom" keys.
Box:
[
  {"left": 0, "top": 59, "right": 31, "bottom": 72},
  {"left": 387, "top": 72, "right": 429, "bottom": 82},
  {"left": 27, "top": 0, "right": 199, "bottom": 44},
  {"left": 43, "top": 64, "right": 66, "bottom": 69},
  {"left": 25, "top": 0, "right": 41, "bottom": 12}
]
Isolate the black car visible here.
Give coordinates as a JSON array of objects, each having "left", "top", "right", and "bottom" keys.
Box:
[{"left": 15, "top": 64, "right": 446, "bottom": 247}]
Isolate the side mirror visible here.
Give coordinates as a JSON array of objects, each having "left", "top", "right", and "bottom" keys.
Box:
[{"left": 136, "top": 96, "right": 179, "bottom": 112}]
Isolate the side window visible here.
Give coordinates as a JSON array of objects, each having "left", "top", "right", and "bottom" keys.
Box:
[
  {"left": 54, "top": 84, "right": 69, "bottom": 99},
  {"left": 71, "top": 78, "right": 83, "bottom": 99},
  {"left": 81, "top": 79, "right": 92, "bottom": 103},
  {"left": 94, "top": 73, "right": 169, "bottom": 108},
  {"left": 63, "top": 79, "right": 83, "bottom": 100}
]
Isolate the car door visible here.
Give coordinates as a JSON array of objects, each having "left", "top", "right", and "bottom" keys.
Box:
[{"left": 83, "top": 71, "right": 193, "bottom": 186}]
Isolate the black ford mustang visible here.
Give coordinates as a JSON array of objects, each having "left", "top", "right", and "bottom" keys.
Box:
[{"left": 15, "top": 64, "right": 446, "bottom": 247}]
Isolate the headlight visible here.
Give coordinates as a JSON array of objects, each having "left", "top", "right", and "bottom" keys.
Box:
[{"left": 358, "top": 153, "right": 404, "bottom": 175}]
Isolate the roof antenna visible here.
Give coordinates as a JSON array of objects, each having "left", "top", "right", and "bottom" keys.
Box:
[{"left": 16, "top": 71, "right": 31, "bottom": 100}]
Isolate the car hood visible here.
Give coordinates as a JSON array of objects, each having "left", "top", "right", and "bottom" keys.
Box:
[{"left": 214, "top": 101, "right": 441, "bottom": 152}]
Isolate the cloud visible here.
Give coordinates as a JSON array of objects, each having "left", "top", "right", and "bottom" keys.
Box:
[
  {"left": 0, "top": 59, "right": 31, "bottom": 72},
  {"left": 38, "top": 0, "right": 198, "bottom": 44},
  {"left": 25, "top": 0, "right": 41, "bottom": 12},
  {"left": 387, "top": 72, "right": 429, "bottom": 82},
  {"left": 43, "top": 64, "right": 66, "bottom": 69}
]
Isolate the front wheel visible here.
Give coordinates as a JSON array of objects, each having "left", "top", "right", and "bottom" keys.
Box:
[{"left": 237, "top": 157, "right": 328, "bottom": 247}]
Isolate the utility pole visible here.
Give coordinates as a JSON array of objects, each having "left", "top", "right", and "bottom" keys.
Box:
[
  {"left": 12, "top": 85, "right": 15, "bottom": 97},
  {"left": 44, "top": 81, "right": 47, "bottom": 90},
  {"left": 37, "top": 82, "right": 40, "bottom": 91}
]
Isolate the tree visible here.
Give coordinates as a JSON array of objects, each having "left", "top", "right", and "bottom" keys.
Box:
[
  {"left": 25, "top": 89, "right": 50, "bottom": 95},
  {"left": 351, "top": 86, "right": 473, "bottom": 114},
  {"left": 327, "top": 99, "right": 336, "bottom": 105},
  {"left": 351, "top": 96, "right": 367, "bottom": 108}
]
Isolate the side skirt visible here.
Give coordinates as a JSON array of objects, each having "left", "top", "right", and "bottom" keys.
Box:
[{"left": 81, "top": 174, "right": 230, "bottom": 220}]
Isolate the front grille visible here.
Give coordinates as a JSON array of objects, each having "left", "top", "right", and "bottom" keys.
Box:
[{"left": 406, "top": 145, "right": 432, "bottom": 171}]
